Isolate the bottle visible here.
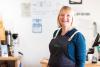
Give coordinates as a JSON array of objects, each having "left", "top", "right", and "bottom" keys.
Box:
[
  {"left": 92, "top": 55, "right": 97, "bottom": 63},
  {"left": 92, "top": 47, "right": 98, "bottom": 63},
  {"left": 12, "top": 33, "right": 19, "bottom": 56},
  {"left": 87, "top": 48, "right": 94, "bottom": 61},
  {"left": 0, "top": 40, "right": 8, "bottom": 57},
  {"left": 86, "top": 53, "right": 88, "bottom": 61},
  {"left": 5, "top": 30, "right": 13, "bottom": 56},
  {"left": 97, "top": 44, "right": 100, "bottom": 61}
]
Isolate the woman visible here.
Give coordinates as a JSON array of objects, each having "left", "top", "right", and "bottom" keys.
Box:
[{"left": 48, "top": 6, "right": 86, "bottom": 67}]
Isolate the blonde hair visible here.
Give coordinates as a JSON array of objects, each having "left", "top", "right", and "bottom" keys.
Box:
[{"left": 57, "top": 6, "right": 74, "bottom": 27}]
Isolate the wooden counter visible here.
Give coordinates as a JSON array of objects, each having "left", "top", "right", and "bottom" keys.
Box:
[
  {"left": 0, "top": 56, "right": 21, "bottom": 67},
  {"left": 85, "top": 63, "right": 100, "bottom": 67},
  {"left": 40, "top": 59, "right": 100, "bottom": 67},
  {"left": 85, "top": 61, "right": 100, "bottom": 67}
]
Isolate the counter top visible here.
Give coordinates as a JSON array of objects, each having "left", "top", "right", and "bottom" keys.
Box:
[{"left": 40, "top": 59, "right": 100, "bottom": 67}]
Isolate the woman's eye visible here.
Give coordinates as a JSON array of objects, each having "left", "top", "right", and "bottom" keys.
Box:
[
  {"left": 60, "top": 14, "right": 64, "bottom": 16},
  {"left": 67, "top": 15, "right": 70, "bottom": 17}
]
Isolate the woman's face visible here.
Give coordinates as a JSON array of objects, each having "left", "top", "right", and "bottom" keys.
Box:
[{"left": 58, "top": 9, "right": 73, "bottom": 28}]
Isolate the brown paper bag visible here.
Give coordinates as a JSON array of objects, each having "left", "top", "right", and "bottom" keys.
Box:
[{"left": 0, "top": 19, "right": 5, "bottom": 41}]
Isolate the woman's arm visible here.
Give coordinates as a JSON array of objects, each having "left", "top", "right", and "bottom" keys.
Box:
[{"left": 75, "top": 32, "right": 86, "bottom": 67}]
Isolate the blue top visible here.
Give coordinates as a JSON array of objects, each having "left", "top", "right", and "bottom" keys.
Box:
[
  {"left": 65, "top": 28, "right": 86, "bottom": 67},
  {"left": 48, "top": 28, "right": 86, "bottom": 67}
]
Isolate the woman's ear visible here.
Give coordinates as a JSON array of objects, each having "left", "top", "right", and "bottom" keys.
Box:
[
  {"left": 71, "top": 17, "right": 73, "bottom": 26},
  {"left": 71, "top": 22, "right": 73, "bottom": 26},
  {"left": 72, "top": 17, "right": 73, "bottom": 22}
]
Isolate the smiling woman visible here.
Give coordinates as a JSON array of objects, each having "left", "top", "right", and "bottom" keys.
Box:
[{"left": 48, "top": 6, "right": 86, "bottom": 67}]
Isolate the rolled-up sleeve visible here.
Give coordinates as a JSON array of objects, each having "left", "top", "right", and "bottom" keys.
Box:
[{"left": 75, "top": 32, "right": 86, "bottom": 67}]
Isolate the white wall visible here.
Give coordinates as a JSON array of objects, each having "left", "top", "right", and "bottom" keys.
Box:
[{"left": 0, "top": 0, "right": 100, "bottom": 67}]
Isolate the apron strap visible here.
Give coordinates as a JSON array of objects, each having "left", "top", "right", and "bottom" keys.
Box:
[
  {"left": 53, "top": 28, "right": 79, "bottom": 41},
  {"left": 68, "top": 31, "right": 79, "bottom": 41},
  {"left": 53, "top": 28, "right": 61, "bottom": 39}
]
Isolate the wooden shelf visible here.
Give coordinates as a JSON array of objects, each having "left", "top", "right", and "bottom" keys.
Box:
[
  {"left": 0, "top": 56, "right": 20, "bottom": 61},
  {"left": 0, "top": 56, "right": 21, "bottom": 67}
]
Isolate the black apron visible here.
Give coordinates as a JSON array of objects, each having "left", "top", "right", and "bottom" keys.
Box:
[{"left": 48, "top": 35, "right": 75, "bottom": 67}]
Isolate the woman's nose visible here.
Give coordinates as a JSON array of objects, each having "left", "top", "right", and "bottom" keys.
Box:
[{"left": 63, "top": 15, "right": 68, "bottom": 20}]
